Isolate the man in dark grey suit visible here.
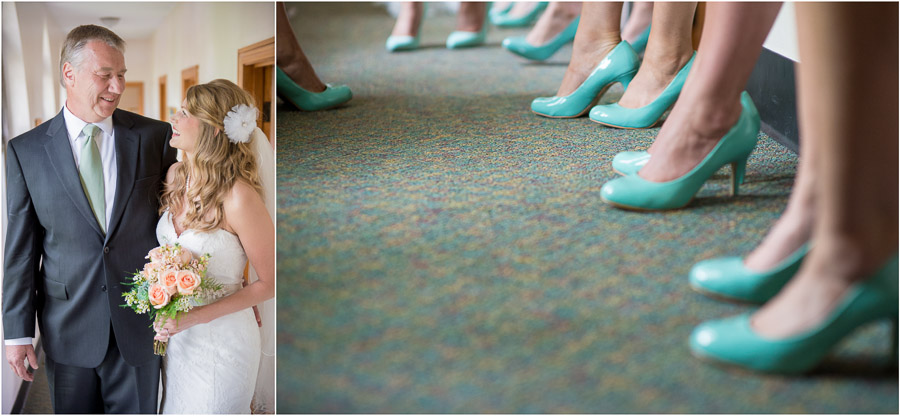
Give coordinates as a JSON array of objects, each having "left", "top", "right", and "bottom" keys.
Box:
[{"left": 3, "top": 25, "right": 177, "bottom": 413}]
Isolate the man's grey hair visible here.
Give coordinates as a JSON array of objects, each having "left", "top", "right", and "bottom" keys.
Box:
[{"left": 59, "top": 24, "right": 126, "bottom": 87}]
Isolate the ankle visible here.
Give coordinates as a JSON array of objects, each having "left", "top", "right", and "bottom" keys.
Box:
[
  {"left": 278, "top": 61, "right": 324, "bottom": 91},
  {"left": 572, "top": 36, "right": 620, "bottom": 61},
  {"left": 679, "top": 93, "right": 743, "bottom": 140},
  {"left": 641, "top": 47, "right": 694, "bottom": 77}
]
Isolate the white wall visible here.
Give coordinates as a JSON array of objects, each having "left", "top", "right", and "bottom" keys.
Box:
[
  {"left": 124, "top": 37, "right": 153, "bottom": 116},
  {"left": 764, "top": 2, "right": 799, "bottom": 62},
  {"left": 150, "top": 2, "right": 275, "bottom": 120}
]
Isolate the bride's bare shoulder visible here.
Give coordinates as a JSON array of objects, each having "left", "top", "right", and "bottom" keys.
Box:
[{"left": 222, "top": 180, "right": 265, "bottom": 215}]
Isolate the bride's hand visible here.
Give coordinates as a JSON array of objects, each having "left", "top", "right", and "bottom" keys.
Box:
[{"left": 154, "top": 312, "right": 202, "bottom": 341}]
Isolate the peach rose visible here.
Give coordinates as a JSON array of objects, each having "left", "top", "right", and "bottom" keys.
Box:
[
  {"left": 147, "top": 247, "right": 166, "bottom": 264},
  {"left": 175, "top": 270, "right": 201, "bottom": 295},
  {"left": 148, "top": 284, "right": 170, "bottom": 309},
  {"left": 141, "top": 263, "right": 156, "bottom": 280},
  {"left": 158, "top": 269, "right": 179, "bottom": 295},
  {"left": 172, "top": 246, "right": 194, "bottom": 266}
]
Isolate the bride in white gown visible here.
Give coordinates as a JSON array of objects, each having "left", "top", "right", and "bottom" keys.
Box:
[{"left": 153, "top": 79, "right": 275, "bottom": 414}]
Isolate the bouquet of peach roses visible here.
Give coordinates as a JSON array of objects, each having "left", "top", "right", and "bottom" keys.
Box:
[{"left": 122, "top": 243, "right": 220, "bottom": 355}]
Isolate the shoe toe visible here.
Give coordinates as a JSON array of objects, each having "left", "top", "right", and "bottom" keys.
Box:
[
  {"left": 589, "top": 104, "right": 614, "bottom": 121},
  {"left": 689, "top": 257, "right": 740, "bottom": 290},
  {"left": 611, "top": 151, "right": 650, "bottom": 175}
]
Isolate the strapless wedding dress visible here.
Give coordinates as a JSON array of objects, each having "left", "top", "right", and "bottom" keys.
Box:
[{"left": 156, "top": 211, "right": 260, "bottom": 414}]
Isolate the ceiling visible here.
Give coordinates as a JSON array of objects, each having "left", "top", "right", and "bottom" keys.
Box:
[{"left": 43, "top": 2, "right": 178, "bottom": 40}]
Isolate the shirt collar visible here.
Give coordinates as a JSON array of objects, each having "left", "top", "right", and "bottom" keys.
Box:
[{"left": 63, "top": 103, "right": 114, "bottom": 140}]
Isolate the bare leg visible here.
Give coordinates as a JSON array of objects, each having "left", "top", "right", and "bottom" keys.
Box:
[
  {"left": 525, "top": 2, "right": 582, "bottom": 46},
  {"left": 621, "top": 2, "right": 653, "bottom": 44},
  {"left": 617, "top": 2, "right": 696, "bottom": 109},
  {"left": 751, "top": 2, "right": 898, "bottom": 338},
  {"left": 637, "top": 2, "right": 781, "bottom": 182},
  {"left": 390, "top": 2, "right": 424, "bottom": 38},
  {"left": 557, "top": 2, "right": 624, "bottom": 97},
  {"left": 456, "top": 2, "right": 489, "bottom": 32},
  {"left": 276, "top": 2, "right": 326, "bottom": 92},
  {"left": 742, "top": 150, "right": 815, "bottom": 271}
]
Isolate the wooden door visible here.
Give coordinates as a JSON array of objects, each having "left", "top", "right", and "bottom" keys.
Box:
[{"left": 237, "top": 37, "right": 275, "bottom": 144}]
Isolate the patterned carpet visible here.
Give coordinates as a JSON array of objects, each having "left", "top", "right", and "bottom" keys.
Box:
[{"left": 276, "top": 3, "right": 898, "bottom": 413}]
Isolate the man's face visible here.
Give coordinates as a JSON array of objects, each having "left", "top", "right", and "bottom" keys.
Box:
[{"left": 63, "top": 40, "right": 126, "bottom": 123}]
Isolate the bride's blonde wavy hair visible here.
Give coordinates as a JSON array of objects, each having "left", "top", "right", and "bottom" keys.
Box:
[{"left": 160, "top": 79, "right": 263, "bottom": 232}]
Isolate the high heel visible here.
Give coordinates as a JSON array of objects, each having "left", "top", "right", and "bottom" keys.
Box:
[
  {"left": 502, "top": 16, "right": 579, "bottom": 61},
  {"left": 386, "top": 4, "right": 425, "bottom": 52},
  {"left": 599, "top": 91, "right": 760, "bottom": 211},
  {"left": 628, "top": 24, "right": 651, "bottom": 56},
  {"left": 611, "top": 150, "right": 650, "bottom": 176},
  {"left": 690, "top": 255, "right": 899, "bottom": 374},
  {"left": 730, "top": 155, "right": 749, "bottom": 196},
  {"left": 590, "top": 52, "right": 695, "bottom": 129},
  {"left": 531, "top": 41, "right": 639, "bottom": 118},
  {"left": 276, "top": 67, "right": 352, "bottom": 112},
  {"left": 689, "top": 244, "right": 810, "bottom": 304},
  {"left": 491, "top": 2, "right": 548, "bottom": 27},
  {"left": 447, "top": 6, "right": 489, "bottom": 49}
]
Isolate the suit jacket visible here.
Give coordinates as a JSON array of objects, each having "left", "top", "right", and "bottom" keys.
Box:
[{"left": 3, "top": 108, "right": 178, "bottom": 367}]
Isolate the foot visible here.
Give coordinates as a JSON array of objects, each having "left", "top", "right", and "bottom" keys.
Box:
[
  {"left": 280, "top": 60, "right": 326, "bottom": 93},
  {"left": 750, "top": 246, "right": 878, "bottom": 339},
  {"left": 638, "top": 92, "right": 742, "bottom": 182},
  {"left": 617, "top": 50, "right": 693, "bottom": 109},
  {"left": 743, "top": 201, "right": 814, "bottom": 272},
  {"left": 456, "top": 2, "right": 487, "bottom": 32},
  {"left": 556, "top": 39, "right": 619, "bottom": 97},
  {"left": 524, "top": 3, "right": 579, "bottom": 47},
  {"left": 391, "top": 2, "right": 424, "bottom": 37}
]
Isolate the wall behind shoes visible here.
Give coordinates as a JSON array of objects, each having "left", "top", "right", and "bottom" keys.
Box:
[{"left": 764, "top": 3, "right": 799, "bottom": 62}]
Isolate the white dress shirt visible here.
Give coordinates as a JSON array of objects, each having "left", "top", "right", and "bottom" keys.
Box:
[{"left": 6, "top": 105, "right": 118, "bottom": 347}]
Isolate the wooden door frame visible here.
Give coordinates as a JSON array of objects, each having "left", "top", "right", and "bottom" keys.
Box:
[
  {"left": 159, "top": 75, "right": 167, "bottom": 122},
  {"left": 237, "top": 37, "right": 275, "bottom": 143},
  {"left": 181, "top": 65, "right": 199, "bottom": 102}
]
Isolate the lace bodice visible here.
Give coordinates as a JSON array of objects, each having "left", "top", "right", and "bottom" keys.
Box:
[{"left": 156, "top": 211, "right": 247, "bottom": 298}]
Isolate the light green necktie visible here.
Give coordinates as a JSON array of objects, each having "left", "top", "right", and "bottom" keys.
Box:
[{"left": 79, "top": 124, "right": 106, "bottom": 233}]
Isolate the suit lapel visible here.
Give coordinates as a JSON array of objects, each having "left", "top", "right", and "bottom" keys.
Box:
[
  {"left": 43, "top": 110, "right": 105, "bottom": 237},
  {"left": 106, "top": 109, "right": 138, "bottom": 240}
]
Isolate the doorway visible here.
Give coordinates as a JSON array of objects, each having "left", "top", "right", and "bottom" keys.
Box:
[{"left": 237, "top": 37, "right": 275, "bottom": 144}]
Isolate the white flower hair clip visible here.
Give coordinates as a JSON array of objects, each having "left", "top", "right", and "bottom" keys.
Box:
[{"left": 223, "top": 104, "right": 258, "bottom": 144}]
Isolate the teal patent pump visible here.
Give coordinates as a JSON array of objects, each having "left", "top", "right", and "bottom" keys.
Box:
[
  {"left": 690, "top": 255, "right": 898, "bottom": 374},
  {"left": 599, "top": 92, "right": 760, "bottom": 211},
  {"left": 447, "top": 8, "right": 489, "bottom": 49},
  {"left": 488, "top": 2, "right": 514, "bottom": 22},
  {"left": 531, "top": 41, "right": 639, "bottom": 118},
  {"left": 502, "top": 16, "right": 579, "bottom": 61},
  {"left": 491, "top": 2, "right": 547, "bottom": 27},
  {"left": 590, "top": 52, "right": 695, "bottom": 129},
  {"left": 386, "top": 4, "right": 426, "bottom": 52},
  {"left": 689, "top": 244, "right": 810, "bottom": 304},
  {"left": 386, "top": 33, "right": 420, "bottom": 52},
  {"left": 276, "top": 67, "right": 352, "bottom": 111},
  {"left": 611, "top": 151, "right": 650, "bottom": 176}
]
